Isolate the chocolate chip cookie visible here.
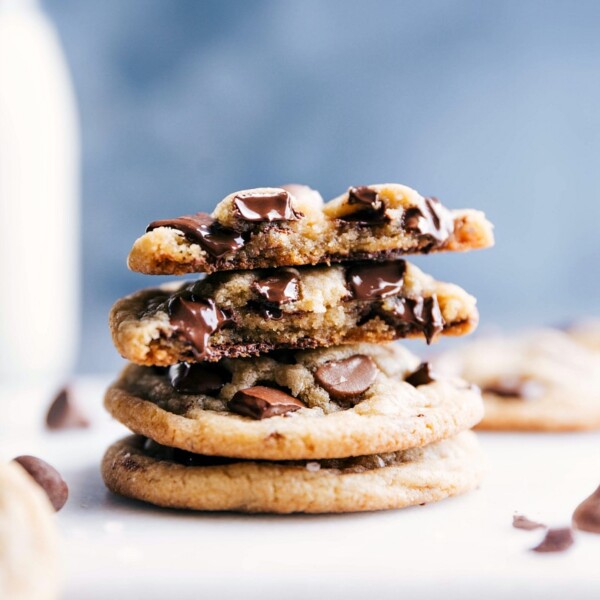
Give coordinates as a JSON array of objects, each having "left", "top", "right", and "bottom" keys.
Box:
[
  {"left": 101, "top": 431, "right": 483, "bottom": 513},
  {"left": 104, "top": 343, "right": 483, "bottom": 460},
  {"left": 436, "top": 329, "right": 600, "bottom": 431},
  {"left": 110, "top": 261, "right": 478, "bottom": 365},
  {"left": 128, "top": 184, "right": 494, "bottom": 275}
]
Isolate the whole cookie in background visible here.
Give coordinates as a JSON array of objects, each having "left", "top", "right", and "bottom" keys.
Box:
[
  {"left": 567, "top": 319, "right": 600, "bottom": 353},
  {"left": 102, "top": 431, "right": 484, "bottom": 513},
  {"left": 435, "top": 329, "right": 600, "bottom": 431},
  {"left": 0, "top": 461, "right": 61, "bottom": 600}
]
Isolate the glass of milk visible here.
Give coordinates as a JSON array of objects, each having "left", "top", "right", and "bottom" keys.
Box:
[{"left": 0, "top": 0, "right": 80, "bottom": 433}]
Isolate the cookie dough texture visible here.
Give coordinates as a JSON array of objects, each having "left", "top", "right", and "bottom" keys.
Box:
[
  {"left": 0, "top": 462, "right": 60, "bottom": 600},
  {"left": 110, "top": 262, "right": 478, "bottom": 366},
  {"left": 436, "top": 329, "right": 600, "bottom": 431},
  {"left": 128, "top": 183, "right": 494, "bottom": 275},
  {"left": 105, "top": 343, "right": 483, "bottom": 460},
  {"left": 101, "top": 431, "right": 483, "bottom": 513}
]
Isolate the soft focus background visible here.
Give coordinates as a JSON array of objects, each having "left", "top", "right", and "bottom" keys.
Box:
[{"left": 44, "top": 0, "right": 600, "bottom": 374}]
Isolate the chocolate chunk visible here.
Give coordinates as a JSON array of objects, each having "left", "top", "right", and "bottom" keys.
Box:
[
  {"left": 513, "top": 515, "right": 545, "bottom": 531},
  {"left": 347, "top": 261, "right": 406, "bottom": 300},
  {"left": 233, "top": 189, "right": 302, "bottom": 222},
  {"left": 168, "top": 362, "right": 230, "bottom": 395},
  {"left": 143, "top": 438, "right": 237, "bottom": 467},
  {"left": 228, "top": 386, "right": 305, "bottom": 419},
  {"left": 147, "top": 213, "right": 245, "bottom": 258},
  {"left": 46, "top": 386, "right": 90, "bottom": 430},
  {"left": 573, "top": 485, "right": 600, "bottom": 534},
  {"left": 403, "top": 197, "right": 454, "bottom": 245},
  {"left": 314, "top": 355, "right": 378, "bottom": 402},
  {"left": 405, "top": 362, "right": 436, "bottom": 387},
  {"left": 252, "top": 270, "right": 300, "bottom": 304},
  {"left": 168, "top": 296, "right": 231, "bottom": 360},
  {"left": 531, "top": 528, "right": 574, "bottom": 553},
  {"left": 12, "top": 455, "right": 68, "bottom": 512},
  {"left": 391, "top": 296, "right": 444, "bottom": 344},
  {"left": 341, "top": 186, "right": 387, "bottom": 223},
  {"left": 483, "top": 376, "right": 545, "bottom": 400}
]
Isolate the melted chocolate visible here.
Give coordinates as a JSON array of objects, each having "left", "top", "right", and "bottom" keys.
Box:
[
  {"left": 483, "top": 376, "right": 545, "bottom": 400},
  {"left": 572, "top": 485, "right": 600, "bottom": 534},
  {"left": 314, "top": 355, "right": 378, "bottom": 402},
  {"left": 403, "top": 197, "right": 454, "bottom": 245},
  {"left": 405, "top": 362, "right": 436, "bottom": 387},
  {"left": 252, "top": 270, "right": 300, "bottom": 304},
  {"left": 341, "top": 186, "right": 387, "bottom": 223},
  {"left": 167, "top": 295, "right": 231, "bottom": 360},
  {"left": 143, "top": 438, "right": 237, "bottom": 467},
  {"left": 168, "top": 362, "right": 230, "bottom": 395},
  {"left": 390, "top": 296, "right": 444, "bottom": 344},
  {"left": 228, "top": 385, "right": 306, "bottom": 419},
  {"left": 147, "top": 213, "right": 245, "bottom": 258},
  {"left": 347, "top": 261, "right": 406, "bottom": 300},
  {"left": 233, "top": 189, "right": 302, "bottom": 222}
]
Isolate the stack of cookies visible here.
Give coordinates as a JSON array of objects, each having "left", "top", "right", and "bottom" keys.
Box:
[{"left": 102, "top": 183, "right": 494, "bottom": 513}]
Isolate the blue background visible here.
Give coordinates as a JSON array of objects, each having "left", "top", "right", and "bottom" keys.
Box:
[{"left": 44, "top": 0, "right": 600, "bottom": 373}]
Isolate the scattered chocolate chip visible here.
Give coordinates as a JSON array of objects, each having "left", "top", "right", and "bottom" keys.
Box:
[
  {"left": 531, "top": 528, "right": 574, "bottom": 553},
  {"left": 168, "top": 295, "right": 231, "bottom": 360},
  {"left": 46, "top": 386, "right": 89, "bottom": 430},
  {"left": 228, "top": 386, "right": 305, "bottom": 419},
  {"left": 12, "top": 455, "right": 68, "bottom": 511},
  {"left": 390, "top": 296, "right": 444, "bottom": 344},
  {"left": 405, "top": 362, "right": 436, "bottom": 387},
  {"left": 340, "top": 186, "right": 388, "bottom": 223},
  {"left": 403, "top": 197, "right": 454, "bottom": 245},
  {"left": 347, "top": 261, "right": 406, "bottom": 300},
  {"left": 573, "top": 485, "right": 600, "bottom": 534},
  {"left": 147, "top": 213, "right": 245, "bottom": 258},
  {"left": 252, "top": 270, "right": 300, "bottom": 304},
  {"left": 314, "top": 355, "right": 378, "bottom": 402},
  {"left": 233, "top": 189, "right": 302, "bottom": 222},
  {"left": 513, "top": 515, "right": 546, "bottom": 531},
  {"left": 483, "top": 376, "right": 545, "bottom": 400},
  {"left": 168, "top": 362, "right": 230, "bottom": 395}
]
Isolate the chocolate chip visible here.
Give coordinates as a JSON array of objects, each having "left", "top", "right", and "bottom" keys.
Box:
[
  {"left": 143, "top": 438, "right": 237, "bottom": 467},
  {"left": 314, "top": 355, "right": 378, "bottom": 402},
  {"left": 341, "top": 186, "right": 388, "bottom": 223},
  {"left": 168, "top": 295, "right": 231, "bottom": 360},
  {"left": 252, "top": 270, "right": 300, "bottom": 304},
  {"left": 12, "top": 455, "right": 68, "bottom": 512},
  {"left": 483, "top": 376, "right": 545, "bottom": 400},
  {"left": 405, "top": 362, "right": 436, "bottom": 387},
  {"left": 347, "top": 261, "right": 406, "bottom": 300},
  {"left": 513, "top": 515, "right": 546, "bottom": 531},
  {"left": 531, "top": 528, "right": 574, "bottom": 553},
  {"left": 46, "top": 386, "right": 89, "bottom": 430},
  {"left": 228, "top": 386, "right": 305, "bottom": 419},
  {"left": 573, "top": 485, "right": 600, "bottom": 534},
  {"left": 403, "top": 197, "right": 454, "bottom": 245},
  {"left": 233, "top": 189, "right": 302, "bottom": 222},
  {"left": 147, "top": 213, "right": 245, "bottom": 258},
  {"left": 168, "top": 362, "right": 230, "bottom": 395},
  {"left": 390, "top": 296, "right": 444, "bottom": 344}
]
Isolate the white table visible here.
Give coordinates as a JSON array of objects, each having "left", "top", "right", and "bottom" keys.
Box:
[{"left": 3, "top": 377, "right": 600, "bottom": 600}]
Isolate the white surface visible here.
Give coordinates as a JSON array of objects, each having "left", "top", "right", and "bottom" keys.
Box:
[{"left": 2, "top": 377, "right": 600, "bottom": 600}]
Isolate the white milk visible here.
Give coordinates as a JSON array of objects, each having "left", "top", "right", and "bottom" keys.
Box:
[{"left": 0, "top": 0, "right": 79, "bottom": 384}]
